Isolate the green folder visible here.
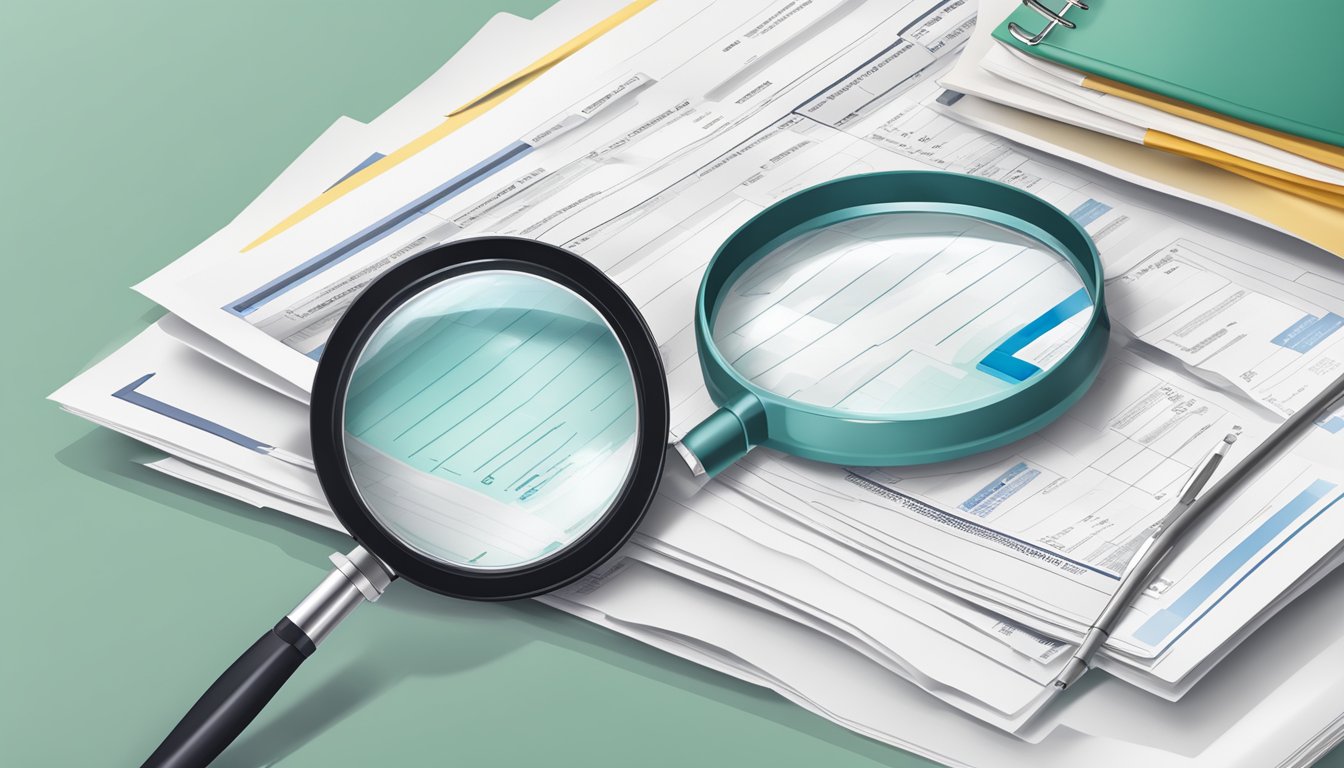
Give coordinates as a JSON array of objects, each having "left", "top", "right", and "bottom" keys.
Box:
[{"left": 992, "top": 0, "right": 1344, "bottom": 148}]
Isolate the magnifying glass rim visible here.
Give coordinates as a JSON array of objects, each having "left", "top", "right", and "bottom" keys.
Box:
[
  {"left": 692, "top": 171, "right": 1109, "bottom": 466},
  {"left": 311, "top": 237, "right": 669, "bottom": 600},
  {"left": 704, "top": 202, "right": 1098, "bottom": 420}
]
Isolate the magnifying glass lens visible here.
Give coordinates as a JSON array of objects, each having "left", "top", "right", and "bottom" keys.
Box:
[
  {"left": 342, "top": 270, "right": 640, "bottom": 571},
  {"left": 712, "top": 212, "right": 1092, "bottom": 417}
]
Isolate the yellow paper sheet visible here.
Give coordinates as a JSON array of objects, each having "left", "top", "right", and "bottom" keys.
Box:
[
  {"left": 1144, "top": 130, "right": 1344, "bottom": 211},
  {"left": 957, "top": 101, "right": 1344, "bottom": 256},
  {"left": 1083, "top": 75, "right": 1344, "bottom": 171}
]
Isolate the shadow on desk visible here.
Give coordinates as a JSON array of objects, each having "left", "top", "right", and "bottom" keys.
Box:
[{"left": 57, "top": 427, "right": 924, "bottom": 768}]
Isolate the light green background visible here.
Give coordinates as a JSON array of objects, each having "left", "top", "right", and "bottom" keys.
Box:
[{"left": 3, "top": 2, "right": 1340, "bottom": 766}]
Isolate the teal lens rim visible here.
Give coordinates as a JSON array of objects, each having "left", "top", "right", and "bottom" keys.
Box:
[{"left": 682, "top": 170, "right": 1109, "bottom": 474}]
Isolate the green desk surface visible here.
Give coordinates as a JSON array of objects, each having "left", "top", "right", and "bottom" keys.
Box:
[{"left": 3, "top": 2, "right": 1340, "bottom": 766}]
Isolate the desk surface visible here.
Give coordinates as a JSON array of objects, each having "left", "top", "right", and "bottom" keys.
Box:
[{"left": 3, "top": 2, "right": 1340, "bottom": 766}]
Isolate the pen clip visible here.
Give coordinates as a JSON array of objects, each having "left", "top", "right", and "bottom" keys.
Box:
[{"left": 1176, "top": 433, "right": 1237, "bottom": 505}]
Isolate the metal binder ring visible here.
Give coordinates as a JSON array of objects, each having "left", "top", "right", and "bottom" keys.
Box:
[{"left": 1009, "top": 0, "right": 1089, "bottom": 46}]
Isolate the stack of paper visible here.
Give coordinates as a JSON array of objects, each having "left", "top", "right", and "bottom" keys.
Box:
[
  {"left": 967, "top": 0, "right": 1344, "bottom": 213},
  {"left": 934, "top": 0, "right": 1344, "bottom": 256},
  {"left": 51, "top": 1, "right": 1344, "bottom": 765},
  {"left": 979, "top": 39, "right": 1344, "bottom": 210}
]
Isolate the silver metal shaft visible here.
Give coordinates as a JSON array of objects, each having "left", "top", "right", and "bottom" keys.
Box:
[{"left": 287, "top": 547, "right": 395, "bottom": 646}]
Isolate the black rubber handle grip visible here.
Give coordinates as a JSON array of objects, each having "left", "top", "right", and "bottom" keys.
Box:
[{"left": 142, "top": 618, "right": 315, "bottom": 768}]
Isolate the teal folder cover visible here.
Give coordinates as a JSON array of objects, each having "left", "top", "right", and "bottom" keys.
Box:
[{"left": 993, "top": 0, "right": 1344, "bottom": 148}]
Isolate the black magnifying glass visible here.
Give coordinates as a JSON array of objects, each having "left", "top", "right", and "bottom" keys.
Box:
[{"left": 143, "top": 237, "right": 669, "bottom": 768}]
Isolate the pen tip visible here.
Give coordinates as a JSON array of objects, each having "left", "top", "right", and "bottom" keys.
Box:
[{"left": 1224, "top": 433, "right": 1238, "bottom": 444}]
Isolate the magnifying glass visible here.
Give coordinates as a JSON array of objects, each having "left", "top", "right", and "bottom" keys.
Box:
[
  {"left": 144, "top": 238, "right": 670, "bottom": 768},
  {"left": 143, "top": 171, "right": 1105, "bottom": 767},
  {"left": 679, "top": 170, "right": 1108, "bottom": 474}
]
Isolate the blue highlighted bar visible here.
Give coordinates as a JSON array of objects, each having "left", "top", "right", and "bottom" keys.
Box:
[
  {"left": 977, "top": 352, "right": 1040, "bottom": 384},
  {"left": 228, "top": 140, "right": 534, "bottom": 317},
  {"left": 113, "top": 373, "right": 270, "bottom": 453},
  {"left": 1317, "top": 415, "right": 1344, "bottom": 434},
  {"left": 1067, "top": 198, "right": 1112, "bottom": 227},
  {"left": 1133, "top": 478, "right": 1339, "bottom": 646},
  {"left": 1272, "top": 312, "right": 1343, "bottom": 353},
  {"left": 960, "top": 461, "right": 1040, "bottom": 517},
  {"left": 977, "top": 288, "right": 1090, "bottom": 383},
  {"left": 328, "top": 152, "right": 385, "bottom": 190}
]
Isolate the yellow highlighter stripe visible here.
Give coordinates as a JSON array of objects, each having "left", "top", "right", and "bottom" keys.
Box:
[
  {"left": 243, "top": 0, "right": 657, "bottom": 252},
  {"left": 1083, "top": 75, "right": 1344, "bottom": 171},
  {"left": 1143, "top": 129, "right": 1344, "bottom": 211}
]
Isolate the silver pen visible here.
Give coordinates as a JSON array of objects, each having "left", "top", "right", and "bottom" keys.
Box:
[
  {"left": 1053, "top": 432, "right": 1237, "bottom": 690},
  {"left": 1051, "top": 369, "right": 1344, "bottom": 691}
]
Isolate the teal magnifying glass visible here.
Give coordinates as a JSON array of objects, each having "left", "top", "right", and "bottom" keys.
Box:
[{"left": 677, "top": 170, "right": 1108, "bottom": 476}]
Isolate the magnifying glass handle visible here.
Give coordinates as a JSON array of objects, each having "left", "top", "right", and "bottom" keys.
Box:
[
  {"left": 679, "top": 394, "right": 767, "bottom": 477},
  {"left": 142, "top": 547, "right": 392, "bottom": 768}
]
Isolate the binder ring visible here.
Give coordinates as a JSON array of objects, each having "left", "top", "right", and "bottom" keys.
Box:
[{"left": 1008, "top": 0, "right": 1089, "bottom": 46}]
